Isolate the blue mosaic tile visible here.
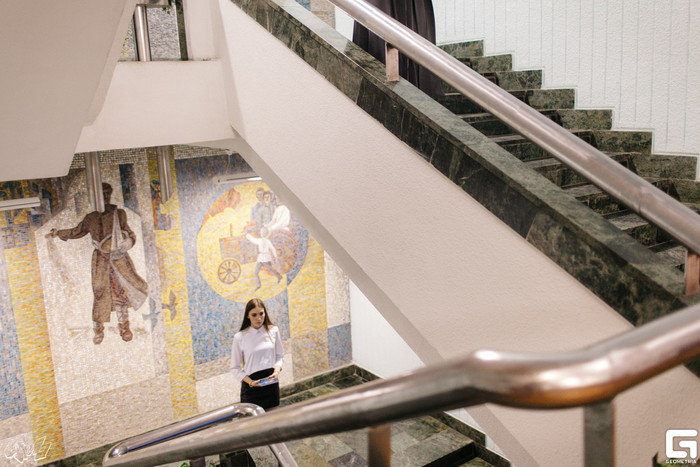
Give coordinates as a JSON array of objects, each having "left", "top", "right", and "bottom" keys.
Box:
[
  {"left": 176, "top": 154, "right": 299, "bottom": 365},
  {"left": 0, "top": 246, "right": 29, "bottom": 421},
  {"left": 120, "top": 163, "right": 140, "bottom": 215}
]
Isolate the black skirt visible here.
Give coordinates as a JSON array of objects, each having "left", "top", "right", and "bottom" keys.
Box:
[
  {"left": 240, "top": 368, "right": 280, "bottom": 410},
  {"left": 352, "top": 0, "right": 444, "bottom": 99}
]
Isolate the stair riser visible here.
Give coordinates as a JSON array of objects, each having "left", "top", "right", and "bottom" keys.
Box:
[
  {"left": 498, "top": 131, "right": 652, "bottom": 161},
  {"left": 484, "top": 70, "right": 543, "bottom": 91},
  {"left": 497, "top": 133, "right": 597, "bottom": 161},
  {"left": 440, "top": 89, "right": 576, "bottom": 114},
  {"left": 465, "top": 110, "right": 613, "bottom": 137},
  {"left": 530, "top": 154, "right": 633, "bottom": 188},
  {"left": 622, "top": 223, "right": 675, "bottom": 249},
  {"left": 573, "top": 179, "right": 677, "bottom": 217},
  {"left": 443, "top": 70, "right": 542, "bottom": 92},
  {"left": 439, "top": 41, "right": 484, "bottom": 59},
  {"left": 575, "top": 192, "right": 630, "bottom": 216},
  {"left": 466, "top": 54, "right": 513, "bottom": 73}
]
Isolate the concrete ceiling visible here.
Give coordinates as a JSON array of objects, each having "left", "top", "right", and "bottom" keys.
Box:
[{"left": 0, "top": 0, "right": 137, "bottom": 182}]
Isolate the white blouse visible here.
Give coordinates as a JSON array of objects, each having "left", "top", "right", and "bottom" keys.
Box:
[{"left": 230, "top": 325, "right": 284, "bottom": 382}]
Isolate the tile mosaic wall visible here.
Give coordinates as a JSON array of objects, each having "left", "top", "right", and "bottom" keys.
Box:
[{"left": 0, "top": 147, "right": 351, "bottom": 464}]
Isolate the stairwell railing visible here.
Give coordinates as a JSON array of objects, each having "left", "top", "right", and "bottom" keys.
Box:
[
  {"left": 103, "top": 300, "right": 700, "bottom": 466},
  {"left": 105, "top": 402, "right": 297, "bottom": 466},
  {"left": 333, "top": 0, "right": 700, "bottom": 296}
]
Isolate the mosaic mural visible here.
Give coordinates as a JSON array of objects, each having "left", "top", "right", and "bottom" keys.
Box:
[{"left": 0, "top": 148, "right": 351, "bottom": 464}]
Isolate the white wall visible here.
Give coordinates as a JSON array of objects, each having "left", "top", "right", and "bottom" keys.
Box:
[
  {"left": 350, "top": 282, "right": 423, "bottom": 378},
  {"left": 212, "top": 1, "right": 700, "bottom": 465},
  {"left": 434, "top": 0, "right": 700, "bottom": 177},
  {"left": 77, "top": 61, "right": 235, "bottom": 152}
]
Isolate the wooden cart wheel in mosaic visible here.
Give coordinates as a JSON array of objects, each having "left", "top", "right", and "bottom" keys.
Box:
[{"left": 218, "top": 258, "right": 242, "bottom": 284}]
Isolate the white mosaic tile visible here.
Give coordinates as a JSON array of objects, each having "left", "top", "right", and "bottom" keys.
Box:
[
  {"left": 60, "top": 375, "right": 173, "bottom": 457},
  {"left": 196, "top": 372, "right": 239, "bottom": 414},
  {"left": 35, "top": 200, "right": 156, "bottom": 405},
  {"left": 0, "top": 415, "right": 30, "bottom": 440}
]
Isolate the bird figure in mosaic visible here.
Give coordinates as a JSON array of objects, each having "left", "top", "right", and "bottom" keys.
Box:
[{"left": 162, "top": 289, "right": 178, "bottom": 321}]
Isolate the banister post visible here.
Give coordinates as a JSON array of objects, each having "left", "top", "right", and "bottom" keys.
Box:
[
  {"left": 368, "top": 424, "right": 392, "bottom": 466},
  {"left": 385, "top": 44, "right": 399, "bottom": 82},
  {"left": 584, "top": 401, "right": 615, "bottom": 467}
]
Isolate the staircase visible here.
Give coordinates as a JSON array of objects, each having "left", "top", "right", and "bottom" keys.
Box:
[
  {"left": 51, "top": 367, "right": 508, "bottom": 466},
  {"left": 439, "top": 41, "right": 700, "bottom": 282},
  {"left": 220, "top": 366, "right": 509, "bottom": 467},
  {"left": 230, "top": 0, "right": 700, "bottom": 368}
]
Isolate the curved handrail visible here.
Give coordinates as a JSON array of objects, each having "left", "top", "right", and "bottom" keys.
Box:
[
  {"left": 330, "top": 0, "right": 700, "bottom": 256},
  {"left": 102, "top": 300, "right": 700, "bottom": 466},
  {"left": 105, "top": 403, "right": 296, "bottom": 467}
]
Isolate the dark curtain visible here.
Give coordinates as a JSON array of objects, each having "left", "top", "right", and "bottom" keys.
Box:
[{"left": 353, "top": 0, "right": 444, "bottom": 99}]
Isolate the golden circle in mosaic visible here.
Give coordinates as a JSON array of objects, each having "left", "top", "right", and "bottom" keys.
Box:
[{"left": 197, "top": 182, "right": 287, "bottom": 301}]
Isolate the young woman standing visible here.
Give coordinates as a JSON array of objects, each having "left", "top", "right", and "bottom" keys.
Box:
[{"left": 230, "top": 298, "right": 284, "bottom": 410}]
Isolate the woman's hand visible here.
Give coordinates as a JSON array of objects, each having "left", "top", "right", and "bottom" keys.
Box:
[{"left": 248, "top": 379, "right": 258, "bottom": 388}]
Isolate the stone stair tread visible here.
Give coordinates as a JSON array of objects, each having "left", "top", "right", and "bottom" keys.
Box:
[
  {"left": 607, "top": 212, "right": 648, "bottom": 230},
  {"left": 565, "top": 184, "right": 606, "bottom": 198},
  {"left": 655, "top": 245, "right": 687, "bottom": 266}
]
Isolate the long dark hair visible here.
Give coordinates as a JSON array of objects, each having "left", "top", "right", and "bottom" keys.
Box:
[{"left": 239, "top": 298, "right": 273, "bottom": 331}]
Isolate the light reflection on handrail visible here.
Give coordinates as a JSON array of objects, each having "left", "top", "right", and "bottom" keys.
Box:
[
  {"left": 328, "top": 0, "right": 700, "bottom": 259},
  {"left": 103, "top": 301, "right": 700, "bottom": 466},
  {"left": 105, "top": 403, "right": 296, "bottom": 466}
]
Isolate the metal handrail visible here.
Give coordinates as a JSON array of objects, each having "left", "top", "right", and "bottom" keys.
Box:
[
  {"left": 105, "top": 403, "right": 296, "bottom": 466},
  {"left": 103, "top": 300, "right": 700, "bottom": 466},
  {"left": 330, "top": 0, "right": 700, "bottom": 258}
]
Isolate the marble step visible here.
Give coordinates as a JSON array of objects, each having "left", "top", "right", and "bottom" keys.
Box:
[
  {"left": 482, "top": 70, "right": 542, "bottom": 90},
  {"left": 442, "top": 57, "right": 527, "bottom": 92},
  {"left": 461, "top": 109, "right": 613, "bottom": 136},
  {"left": 607, "top": 211, "right": 676, "bottom": 249},
  {"left": 440, "top": 41, "right": 485, "bottom": 59},
  {"left": 525, "top": 152, "right": 635, "bottom": 189},
  {"left": 565, "top": 179, "right": 677, "bottom": 217},
  {"left": 654, "top": 244, "right": 688, "bottom": 270},
  {"left": 491, "top": 130, "right": 653, "bottom": 161},
  {"left": 458, "top": 54, "right": 513, "bottom": 73},
  {"left": 439, "top": 88, "right": 575, "bottom": 114}
]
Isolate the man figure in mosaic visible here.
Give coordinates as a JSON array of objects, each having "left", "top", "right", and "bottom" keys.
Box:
[{"left": 48, "top": 183, "right": 148, "bottom": 344}]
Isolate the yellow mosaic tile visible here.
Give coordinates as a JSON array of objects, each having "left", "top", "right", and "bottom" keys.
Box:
[
  {"left": 5, "top": 243, "right": 64, "bottom": 462},
  {"left": 288, "top": 236, "right": 328, "bottom": 337},
  {"left": 148, "top": 157, "right": 198, "bottom": 421}
]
